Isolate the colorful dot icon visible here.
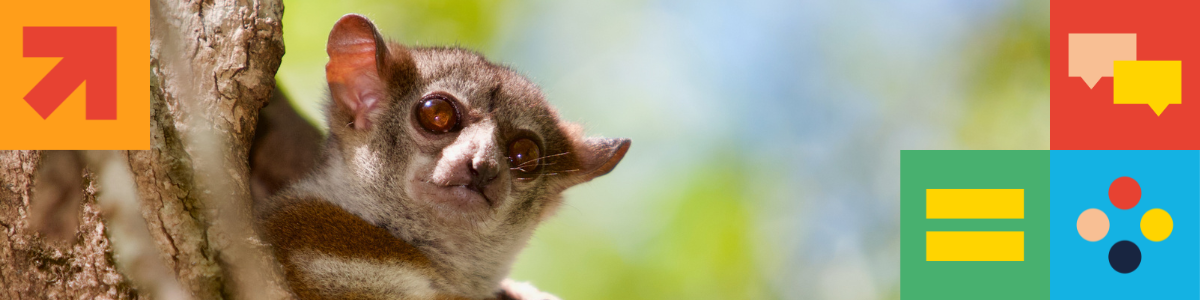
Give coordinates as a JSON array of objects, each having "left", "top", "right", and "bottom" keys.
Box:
[
  {"left": 1141, "top": 208, "right": 1173, "bottom": 242},
  {"left": 1076, "top": 208, "right": 1109, "bottom": 242},
  {"left": 1076, "top": 176, "right": 1171, "bottom": 274},
  {"left": 1109, "top": 176, "right": 1141, "bottom": 210},
  {"left": 1108, "top": 240, "right": 1141, "bottom": 274}
]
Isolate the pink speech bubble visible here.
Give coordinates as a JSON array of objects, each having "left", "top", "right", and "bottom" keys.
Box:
[{"left": 1068, "top": 34, "right": 1137, "bottom": 89}]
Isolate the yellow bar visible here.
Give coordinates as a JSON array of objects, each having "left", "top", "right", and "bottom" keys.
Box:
[
  {"left": 926, "top": 189, "right": 1024, "bottom": 219},
  {"left": 926, "top": 231, "right": 1024, "bottom": 261}
]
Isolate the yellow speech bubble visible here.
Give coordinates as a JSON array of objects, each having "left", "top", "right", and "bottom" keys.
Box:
[
  {"left": 1113, "top": 60, "right": 1182, "bottom": 116},
  {"left": 1069, "top": 34, "right": 1137, "bottom": 89}
]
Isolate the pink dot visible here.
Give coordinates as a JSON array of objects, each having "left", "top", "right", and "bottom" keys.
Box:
[{"left": 1077, "top": 208, "right": 1109, "bottom": 242}]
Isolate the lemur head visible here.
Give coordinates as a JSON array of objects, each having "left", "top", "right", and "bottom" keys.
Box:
[{"left": 321, "top": 14, "right": 629, "bottom": 239}]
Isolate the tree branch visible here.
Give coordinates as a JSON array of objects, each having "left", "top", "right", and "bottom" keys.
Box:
[{"left": 2, "top": 1, "right": 288, "bottom": 299}]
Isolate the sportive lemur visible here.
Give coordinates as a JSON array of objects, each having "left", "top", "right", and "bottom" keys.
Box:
[{"left": 252, "top": 14, "right": 630, "bottom": 300}]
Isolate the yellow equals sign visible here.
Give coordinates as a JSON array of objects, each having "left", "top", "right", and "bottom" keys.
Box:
[
  {"left": 926, "top": 231, "right": 1024, "bottom": 261},
  {"left": 927, "top": 189, "right": 1024, "bottom": 219},
  {"left": 925, "top": 189, "right": 1024, "bottom": 261}
]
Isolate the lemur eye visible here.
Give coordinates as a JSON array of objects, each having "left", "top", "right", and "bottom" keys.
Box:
[
  {"left": 508, "top": 138, "right": 541, "bottom": 177},
  {"left": 416, "top": 94, "right": 460, "bottom": 133}
]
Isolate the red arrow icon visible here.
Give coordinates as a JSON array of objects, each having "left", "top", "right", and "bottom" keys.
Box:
[{"left": 23, "top": 27, "right": 117, "bottom": 120}]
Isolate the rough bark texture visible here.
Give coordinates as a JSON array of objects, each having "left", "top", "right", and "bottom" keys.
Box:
[
  {"left": 1, "top": 0, "right": 288, "bottom": 299},
  {"left": 0, "top": 151, "right": 135, "bottom": 299},
  {"left": 143, "top": 0, "right": 288, "bottom": 298}
]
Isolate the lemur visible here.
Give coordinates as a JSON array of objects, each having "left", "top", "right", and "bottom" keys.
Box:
[{"left": 252, "top": 14, "right": 630, "bottom": 300}]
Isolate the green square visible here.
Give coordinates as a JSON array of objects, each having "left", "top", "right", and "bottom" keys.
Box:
[{"left": 900, "top": 150, "right": 1050, "bottom": 299}]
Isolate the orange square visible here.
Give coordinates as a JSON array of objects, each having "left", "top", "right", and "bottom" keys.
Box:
[{"left": 0, "top": 1, "right": 149, "bottom": 150}]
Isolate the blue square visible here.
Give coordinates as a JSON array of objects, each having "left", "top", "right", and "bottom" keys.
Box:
[{"left": 1051, "top": 151, "right": 1199, "bottom": 298}]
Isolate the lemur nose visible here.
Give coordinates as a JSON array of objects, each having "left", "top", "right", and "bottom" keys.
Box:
[{"left": 469, "top": 157, "right": 500, "bottom": 187}]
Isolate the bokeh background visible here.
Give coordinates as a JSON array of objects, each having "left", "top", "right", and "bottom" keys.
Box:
[{"left": 275, "top": 0, "right": 1049, "bottom": 299}]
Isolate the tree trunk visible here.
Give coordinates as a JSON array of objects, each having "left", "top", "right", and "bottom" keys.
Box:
[
  {"left": 0, "top": 151, "right": 136, "bottom": 299},
  {"left": 1, "top": 0, "right": 288, "bottom": 299}
]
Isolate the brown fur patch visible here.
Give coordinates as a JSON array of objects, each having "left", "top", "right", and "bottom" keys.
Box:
[{"left": 261, "top": 198, "right": 434, "bottom": 299}]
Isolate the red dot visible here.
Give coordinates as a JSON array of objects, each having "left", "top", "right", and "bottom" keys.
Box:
[{"left": 1109, "top": 176, "right": 1140, "bottom": 210}]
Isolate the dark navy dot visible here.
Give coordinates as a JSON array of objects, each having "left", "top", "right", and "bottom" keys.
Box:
[{"left": 1108, "top": 240, "right": 1141, "bottom": 273}]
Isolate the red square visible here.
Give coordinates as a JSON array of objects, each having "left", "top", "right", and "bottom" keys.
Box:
[{"left": 1051, "top": 0, "right": 1200, "bottom": 150}]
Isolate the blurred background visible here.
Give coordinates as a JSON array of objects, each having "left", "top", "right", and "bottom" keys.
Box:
[{"left": 276, "top": 0, "right": 1048, "bottom": 299}]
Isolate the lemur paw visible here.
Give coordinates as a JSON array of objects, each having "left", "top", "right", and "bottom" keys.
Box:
[{"left": 498, "top": 279, "right": 561, "bottom": 300}]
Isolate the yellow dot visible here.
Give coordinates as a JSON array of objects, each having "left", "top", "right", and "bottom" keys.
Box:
[{"left": 1141, "top": 208, "right": 1173, "bottom": 242}]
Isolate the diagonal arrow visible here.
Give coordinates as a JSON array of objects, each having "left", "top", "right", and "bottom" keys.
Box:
[{"left": 23, "top": 27, "right": 117, "bottom": 120}]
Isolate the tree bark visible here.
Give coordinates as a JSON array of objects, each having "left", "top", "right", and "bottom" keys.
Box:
[
  {"left": 0, "top": 151, "right": 136, "bottom": 299},
  {"left": 1, "top": 0, "right": 288, "bottom": 299}
]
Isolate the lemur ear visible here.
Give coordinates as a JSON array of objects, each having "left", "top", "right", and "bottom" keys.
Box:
[
  {"left": 573, "top": 138, "right": 631, "bottom": 183},
  {"left": 326, "top": 14, "right": 389, "bottom": 130}
]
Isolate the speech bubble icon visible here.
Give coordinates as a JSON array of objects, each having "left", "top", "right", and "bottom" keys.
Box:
[
  {"left": 1069, "top": 34, "right": 1137, "bottom": 89},
  {"left": 1114, "top": 60, "right": 1182, "bottom": 116}
]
